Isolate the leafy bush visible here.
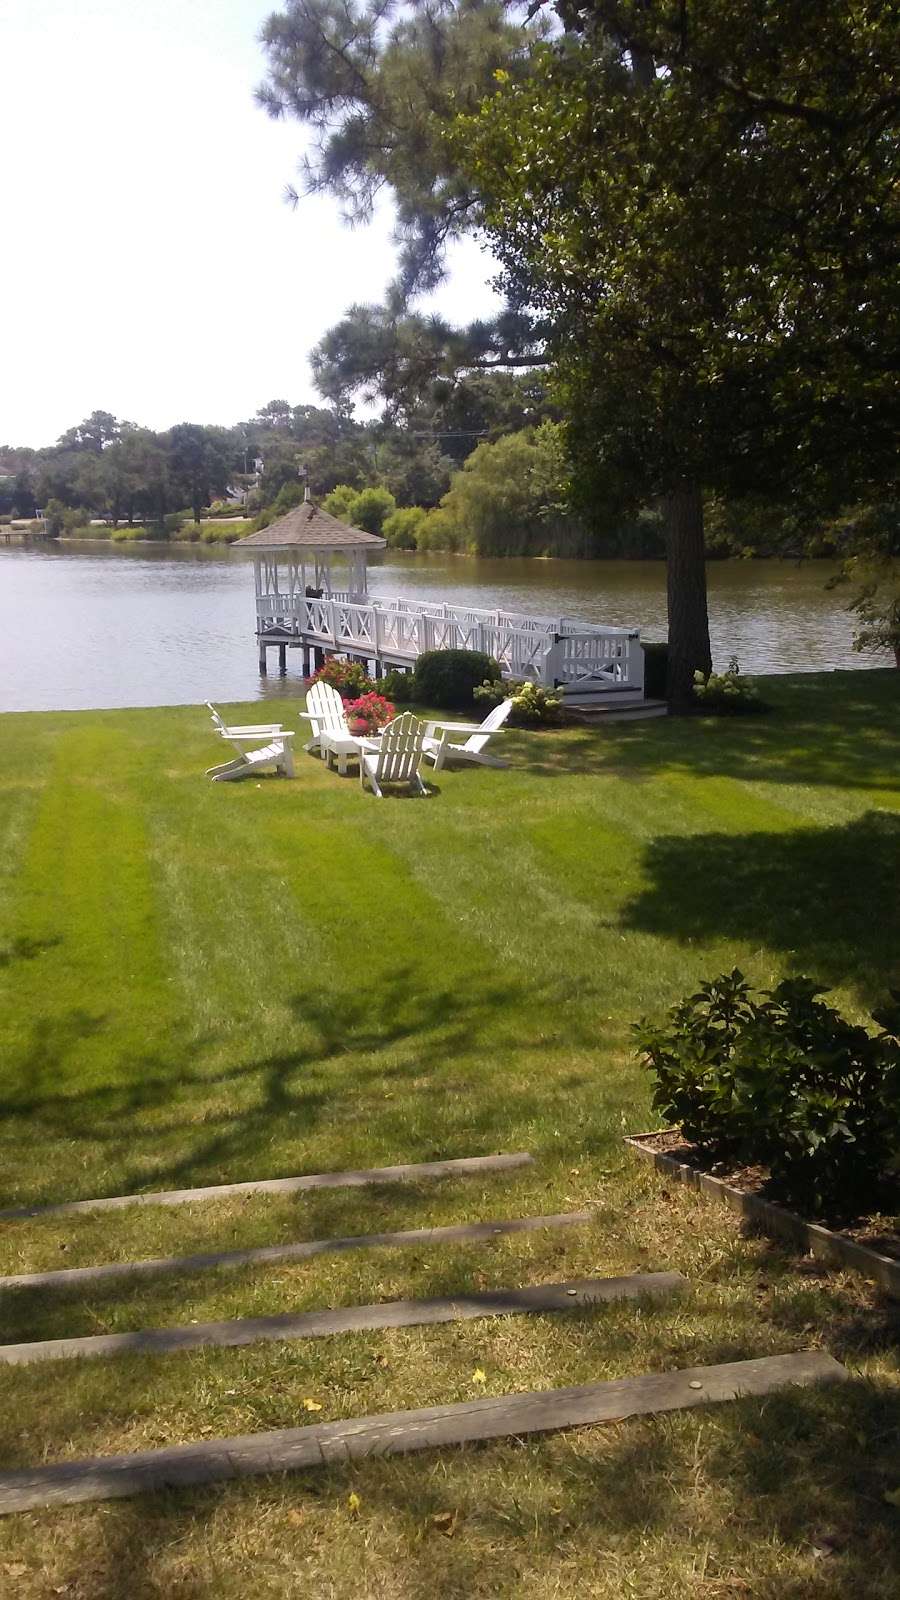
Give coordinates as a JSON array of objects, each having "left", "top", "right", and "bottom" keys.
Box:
[
  {"left": 344, "top": 692, "right": 395, "bottom": 735},
  {"left": 693, "top": 656, "right": 766, "bottom": 713},
  {"left": 642, "top": 640, "right": 669, "bottom": 699},
  {"left": 309, "top": 655, "right": 374, "bottom": 700},
  {"left": 382, "top": 506, "right": 426, "bottom": 549},
  {"left": 350, "top": 485, "right": 396, "bottom": 535},
  {"left": 413, "top": 649, "right": 500, "bottom": 709},
  {"left": 376, "top": 669, "right": 415, "bottom": 703},
  {"left": 634, "top": 969, "right": 900, "bottom": 1213},
  {"left": 474, "top": 678, "right": 563, "bottom": 726}
]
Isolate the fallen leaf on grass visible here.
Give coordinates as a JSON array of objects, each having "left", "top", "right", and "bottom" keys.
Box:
[
  {"left": 883, "top": 1487, "right": 900, "bottom": 1509},
  {"left": 302, "top": 1398, "right": 323, "bottom": 1412},
  {"left": 471, "top": 1368, "right": 487, "bottom": 1385},
  {"left": 429, "top": 1510, "right": 459, "bottom": 1536},
  {"left": 2, "top": 1564, "right": 28, "bottom": 1578},
  {"left": 348, "top": 1491, "right": 361, "bottom": 1514}
]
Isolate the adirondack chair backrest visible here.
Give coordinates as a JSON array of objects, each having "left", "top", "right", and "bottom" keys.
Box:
[
  {"left": 306, "top": 680, "right": 348, "bottom": 735},
  {"left": 373, "top": 712, "right": 426, "bottom": 783},
  {"left": 207, "top": 702, "right": 226, "bottom": 733},
  {"left": 464, "top": 698, "right": 513, "bottom": 754}
]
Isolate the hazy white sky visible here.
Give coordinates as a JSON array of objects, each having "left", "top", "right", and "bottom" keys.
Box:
[{"left": 2, "top": 0, "right": 502, "bottom": 447}]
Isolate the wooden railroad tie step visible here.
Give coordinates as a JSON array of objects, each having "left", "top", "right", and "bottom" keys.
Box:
[
  {"left": 0, "top": 1273, "right": 684, "bottom": 1367},
  {"left": 0, "top": 1152, "right": 534, "bottom": 1224},
  {"left": 0, "top": 1351, "right": 848, "bottom": 1516},
  {"left": 0, "top": 1209, "right": 595, "bottom": 1295}
]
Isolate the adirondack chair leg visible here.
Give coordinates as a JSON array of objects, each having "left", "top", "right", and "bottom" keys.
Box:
[
  {"left": 211, "top": 762, "right": 249, "bottom": 782},
  {"left": 412, "top": 771, "right": 428, "bottom": 795},
  {"left": 280, "top": 745, "right": 295, "bottom": 777},
  {"left": 206, "top": 756, "right": 246, "bottom": 778}
]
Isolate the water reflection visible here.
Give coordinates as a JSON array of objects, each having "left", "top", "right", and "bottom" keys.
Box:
[{"left": 0, "top": 540, "right": 869, "bottom": 714}]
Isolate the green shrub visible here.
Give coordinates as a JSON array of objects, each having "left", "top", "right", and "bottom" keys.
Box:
[
  {"left": 413, "top": 649, "right": 500, "bottom": 709},
  {"left": 474, "top": 678, "right": 563, "bottom": 725},
  {"left": 694, "top": 656, "right": 766, "bottom": 713},
  {"left": 634, "top": 969, "right": 900, "bottom": 1213},
  {"left": 376, "top": 669, "right": 415, "bottom": 703},
  {"left": 382, "top": 506, "right": 426, "bottom": 549},
  {"left": 642, "top": 640, "right": 669, "bottom": 699},
  {"left": 350, "top": 485, "right": 396, "bottom": 535}
]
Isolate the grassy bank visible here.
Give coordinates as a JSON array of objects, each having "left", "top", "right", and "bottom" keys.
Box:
[
  {"left": 0, "top": 671, "right": 898, "bottom": 1596},
  {"left": 59, "top": 519, "right": 249, "bottom": 545}
]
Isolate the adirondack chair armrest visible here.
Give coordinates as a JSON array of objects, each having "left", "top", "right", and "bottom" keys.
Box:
[
  {"left": 219, "top": 728, "right": 294, "bottom": 743},
  {"left": 424, "top": 721, "right": 492, "bottom": 738}
]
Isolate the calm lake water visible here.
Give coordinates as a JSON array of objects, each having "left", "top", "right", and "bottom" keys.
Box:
[{"left": 0, "top": 539, "right": 871, "bottom": 713}]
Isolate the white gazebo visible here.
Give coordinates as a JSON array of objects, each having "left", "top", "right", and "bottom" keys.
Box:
[{"left": 233, "top": 494, "right": 386, "bottom": 674}]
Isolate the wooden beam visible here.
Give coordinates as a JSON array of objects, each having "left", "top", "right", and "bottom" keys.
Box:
[
  {"left": 0, "top": 1352, "right": 848, "bottom": 1516},
  {"left": 0, "top": 1273, "right": 684, "bottom": 1367},
  {"left": 0, "top": 1210, "right": 595, "bottom": 1295},
  {"left": 0, "top": 1153, "right": 534, "bottom": 1224}
]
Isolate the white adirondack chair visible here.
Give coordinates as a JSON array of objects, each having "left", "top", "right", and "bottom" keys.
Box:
[
  {"left": 205, "top": 702, "right": 295, "bottom": 780},
  {"left": 206, "top": 702, "right": 285, "bottom": 739},
  {"left": 359, "top": 712, "right": 428, "bottom": 797},
  {"left": 299, "top": 681, "right": 350, "bottom": 757},
  {"left": 208, "top": 734, "right": 296, "bottom": 781},
  {"left": 422, "top": 699, "right": 514, "bottom": 772}
]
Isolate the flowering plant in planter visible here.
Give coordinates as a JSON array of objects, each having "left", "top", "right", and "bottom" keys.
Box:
[{"left": 344, "top": 692, "right": 395, "bottom": 736}]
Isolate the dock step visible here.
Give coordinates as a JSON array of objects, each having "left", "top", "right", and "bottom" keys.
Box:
[{"left": 565, "top": 699, "right": 668, "bottom": 723}]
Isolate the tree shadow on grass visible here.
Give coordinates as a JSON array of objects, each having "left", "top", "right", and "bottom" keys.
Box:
[
  {"left": 0, "top": 965, "right": 596, "bottom": 1207},
  {"left": 30, "top": 1369, "right": 900, "bottom": 1600},
  {"left": 522, "top": 671, "right": 900, "bottom": 793},
  {"left": 622, "top": 809, "right": 900, "bottom": 1004}
]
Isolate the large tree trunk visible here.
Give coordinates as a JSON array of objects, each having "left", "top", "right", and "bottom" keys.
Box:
[{"left": 665, "top": 482, "right": 712, "bottom": 710}]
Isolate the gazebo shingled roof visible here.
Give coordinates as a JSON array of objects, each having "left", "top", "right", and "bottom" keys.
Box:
[{"left": 233, "top": 501, "right": 386, "bottom": 552}]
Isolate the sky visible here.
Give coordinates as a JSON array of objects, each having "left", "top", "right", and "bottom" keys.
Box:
[{"left": 2, "top": 0, "right": 503, "bottom": 447}]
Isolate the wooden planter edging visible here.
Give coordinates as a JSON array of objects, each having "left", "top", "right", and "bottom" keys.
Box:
[{"left": 625, "top": 1133, "right": 900, "bottom": 1301}]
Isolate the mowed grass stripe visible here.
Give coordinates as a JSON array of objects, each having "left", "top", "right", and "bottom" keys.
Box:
[
  {"left": 0, "top": 1207, "right": 594, "bottom": 1292},
  {"left": 0, "top": 1351, "right": 848, "bottom": 1515}
]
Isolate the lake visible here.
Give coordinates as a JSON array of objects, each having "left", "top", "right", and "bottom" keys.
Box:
[{"left": 0, "top": 539, "right": 870, "bottom": 713}]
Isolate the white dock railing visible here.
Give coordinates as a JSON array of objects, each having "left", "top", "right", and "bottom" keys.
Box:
[{"left": 255, "top": 592, "right": 643, "bottom": 692}]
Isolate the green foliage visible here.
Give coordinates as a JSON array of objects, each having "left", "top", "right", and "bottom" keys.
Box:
[
  {"left": 438, "top": 422, "right": 583, "bottom": 557},
  {"left": 474, "top": 678, "right": 563, "bottom": 725},
  {"left": 635, "top": 970, "right": 900, "bottom": 1213},
  {"left": 43, "top": 498, "right": 66, "bottom": 536},
  {"left": 272, "top": 480, "right": 306, "bottom": 516},
  {"left": 375, "top": 669, "right": 416, "bottom": 703},
  {"left": 349, "top": 485, "right": 396, "bottom": 535},
  {"left": 415, "top": 505, "right": 464, "bottom": 552},
  {"left": 322, "top": 484, "right": 359, "bottom": 523},
  {"left": 693, "top": 658, "right": 766, "bottom": 715},
  {"left": 309, "top": 655, "right": 374, "bottom": 699},
  {"left": 413, "top": 649, "right": 500, "bottom": 709},
  {"left": 382, "top": 506, "right": 427, "bottom": 549}
]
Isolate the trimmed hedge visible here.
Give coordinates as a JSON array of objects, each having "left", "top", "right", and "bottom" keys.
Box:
[{"left": 413, "top": 649, "right": 500, "bottom": 709}]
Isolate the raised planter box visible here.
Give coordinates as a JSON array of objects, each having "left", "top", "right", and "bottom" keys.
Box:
[{"left": 625, "top": 1131, "right": 900, "bottom": 1300}]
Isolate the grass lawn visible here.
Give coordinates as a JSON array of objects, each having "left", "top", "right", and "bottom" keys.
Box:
[{"left": 0, "top": 669, "right": 898, "bottom": 1597}]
